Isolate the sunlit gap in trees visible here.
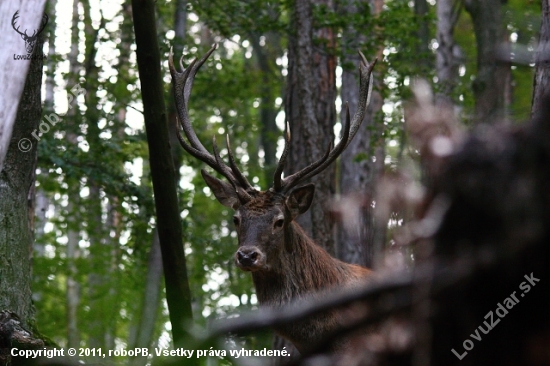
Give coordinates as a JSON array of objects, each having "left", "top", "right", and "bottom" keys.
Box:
[
  {"left": 42, "top": 0, "right": 145, "bottom": 179},
  {"left": 201, "top": 266, "right": 258, "bottom": 318}
]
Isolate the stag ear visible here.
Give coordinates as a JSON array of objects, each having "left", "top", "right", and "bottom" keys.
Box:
[
  {"left": 201, "top": 169, "right": 241, "bottom": 210},
  {"left": 286, "top": 184, "right": 315, "bottom": 220}
]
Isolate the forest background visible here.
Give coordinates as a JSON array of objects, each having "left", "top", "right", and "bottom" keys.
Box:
[{"left": 0, "top": 0, "right": 544, "bottom": 365}]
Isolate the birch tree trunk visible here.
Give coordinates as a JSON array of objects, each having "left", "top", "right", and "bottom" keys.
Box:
[
  {"left": 0, "top": 10, "right": 45, "bottom": 364},
  {"left": 0, "top": 23, "right": 44, "bottom": 331},
  {"left": 0, "top": 0, "right": 47, "bottom": 171}
]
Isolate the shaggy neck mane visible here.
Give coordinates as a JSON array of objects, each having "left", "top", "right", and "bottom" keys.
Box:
[{"left": 252, "top": 221, "right": 353, "bottom": 307}]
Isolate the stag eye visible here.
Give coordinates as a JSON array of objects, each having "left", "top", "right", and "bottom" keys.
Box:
[
  {"left": 274, "top": 218, "right": 285, "bottom": 229},
  {"left": 233, "top": 216, "right": 240, "bottom": 226}
]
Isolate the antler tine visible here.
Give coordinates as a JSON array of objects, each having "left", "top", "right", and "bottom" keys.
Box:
[
  {"left": 211, "top": 135, "right": 223, "bottom": 166},
  {"left": 285, "top": 140, "right": 334, "bottom": 192},
  {"left": 213, "top": 136, "right": 253, "bottom": 201},
  {"left": 225, "top": 134, "right": 253, "bottom": 190},
  {"left": 212, "top": 135, "right": 235, "bottom": 183},
  {"left": 275, "top": 53, "right": 376, "bottom": 193},
  {"left": 183, "top": 44, "right": 217, "bottom": 104},
  {"left": 273, "top": 122, "right": 291, "bottom": 191},
  {"left": 344, "top": 53, "right": 377, "bottom": 149},
  {"left": 170, "top": 45, "right": 255, "bottom": 201},
  {"left": 169, "top": 45, "right": 214, "bottom": 156},
  {"left": 178, "top": 54, "right": 185, "bottom": 72},
  {"left": 175, "top": 115, "right": 226, "bottom": 176},
  {"left": 175, "top": 112, "right": 244, "bottom": 195},
  {"left": 291, "top": 103, "right": 352, "bottom": 186}
]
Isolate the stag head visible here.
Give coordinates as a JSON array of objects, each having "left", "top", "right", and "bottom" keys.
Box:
[
  {"left": 169, "top": 44, "right": 375, "bottom": 272},
  {"left": 12, "top": 11, "right": 49, "bottom": 54}
]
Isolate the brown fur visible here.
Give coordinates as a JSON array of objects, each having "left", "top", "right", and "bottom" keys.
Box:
[
  {"left": 252, "top": 222, "right": 373, "bottom": 353},
  {"left": 226, "top": 192, "right": 374, "bottom": 354},
  {"left": 171, "top": 45, "right": 377, "bottom": 355}
]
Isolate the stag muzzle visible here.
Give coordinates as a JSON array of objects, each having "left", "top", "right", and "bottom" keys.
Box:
[{"left": 235, "top": 246, "right": 265, "bottom": 271}]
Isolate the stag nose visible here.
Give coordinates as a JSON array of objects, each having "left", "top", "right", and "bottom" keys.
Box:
[{"left": 237, "top": 248, "right": 259, "bottom": 267}]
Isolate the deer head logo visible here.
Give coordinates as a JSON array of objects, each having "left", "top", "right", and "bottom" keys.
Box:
[{"left": 12, "top": 11, "right": 49, "bottom": 54}]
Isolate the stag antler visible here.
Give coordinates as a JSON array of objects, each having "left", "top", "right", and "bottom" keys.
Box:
[
  {"left": 169, "top": 44, "right": 256, "bottom": 202},
  {"left": 273, "top": 52, "right": 377, "bottom": 193},
  {"left": 170, "top": 45, "right": 376, "bottom": 201}
]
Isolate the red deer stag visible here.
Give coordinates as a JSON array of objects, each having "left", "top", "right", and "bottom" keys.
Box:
[{"left": 169, "top": 44, "right": 376, "bottom": 354}]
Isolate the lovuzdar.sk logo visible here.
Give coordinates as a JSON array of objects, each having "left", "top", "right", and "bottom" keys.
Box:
[{"left": 12, "top": 10, "right": 48, "bottom": 60}]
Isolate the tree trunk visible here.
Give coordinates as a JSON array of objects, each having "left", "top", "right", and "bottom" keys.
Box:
[
  {"left": 0, "top": 17, "right": 45, "bottom": 366},
  {"left": 0, "top": 0, "right": 47, "bottom": 171},
  {"left": 129, "top": 229, "right": 163, "bottom": 366},
  {"left": 337, "top": 0, "right": 384, "bottom": 268},
  {"left": 132, "top": 0, "right": 195, "bottom": 353},
  {"left": 531, "top": 0, "right": 550, "bottom": 119},
  {"left": 463, "top": 0, "right": 508, "bottom": 123},
  {"left": 65, "top": 0, "right": 81, "bottom": 350},
  {"left": 273, "top": 0, "right": 339, "bottom": 359},
  {"left": 129, "top": 1, "right": 174, "bottom": 362},
  {"left": 284, "top": 0, "right": 337, "bottom": 255},
  {"left": 251, "top": 31, "right": 283, "bottom": 186},
  {"left": 0, "top": 26, "right": 43, "bottom": 332},
  {"left": 415, "top": 0, "right": 431, "bottom": 74},
  {"left": 436, "top": 0, "right": 460, "bottom": 104}
]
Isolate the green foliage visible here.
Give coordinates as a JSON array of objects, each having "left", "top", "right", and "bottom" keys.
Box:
[
  {"left": 188, "top": 0, "right": 287, "bottom": 37},
  {"left": 30, "top": 0, "right": 541, "bottom": 363}
]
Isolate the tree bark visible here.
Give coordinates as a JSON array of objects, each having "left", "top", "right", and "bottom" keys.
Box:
[
  {"left": 415, "top": 0, "right": 431, "bottom": 74},
  {"left": 0, "top": 14, "right": 44, "bottom": 330},
  {"left": 0, "top": 0, "right": 47, "bottom": 171},
  {"left": 463, "top": 0, "right": 508, "bottom": 123},
  {"left": 130, "top": 2, "right": 176, "bottom": 362},
  {"left": 131, "top": 0, "right": 195, "bottom": 352},
  {"left": 532, "top": 0, "right": 550, "bottom": 119},
  {"left": 284, "top": 0, "right": 337, "bottom": 254},
  {"left": 129, "top": 230, "right": 163, "bottom": 366},
  {"left": 251, "top": 31, "right": 283, "bottom": 186},
  {"left": 337, "top": 0, "right": 384, "bottom": 267},
  {"left": 436, "top": 0, "right": 460, "bottom": 104}
]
